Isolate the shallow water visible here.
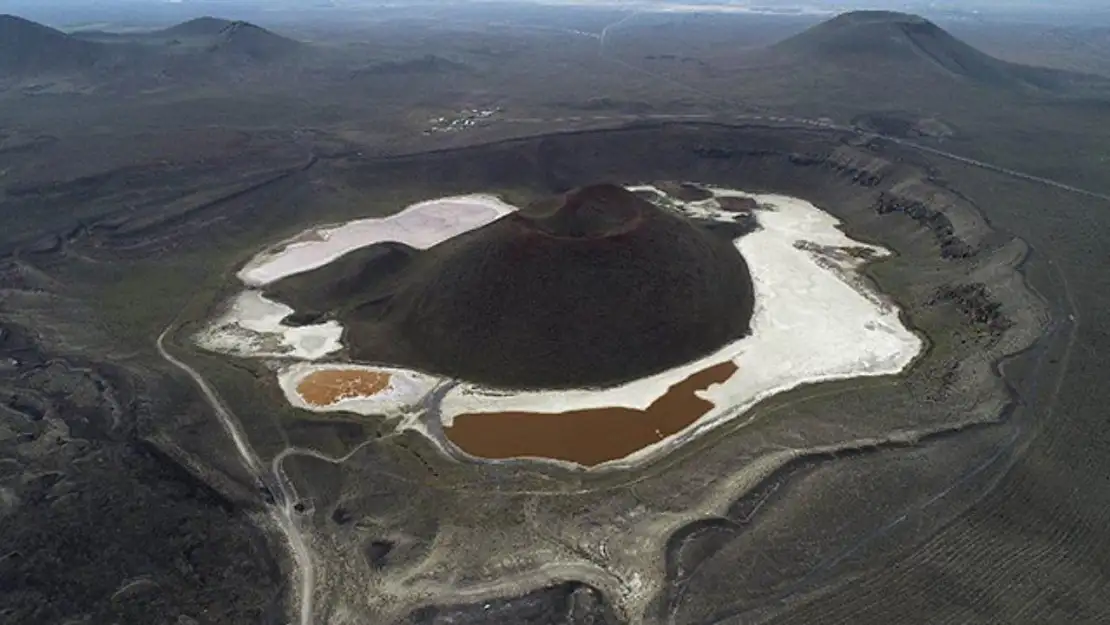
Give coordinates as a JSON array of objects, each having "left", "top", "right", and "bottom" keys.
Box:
[
  {"left": 296, "top": 369, "right": 392, "bottom": 407},
  {"left": 276, "top": 363, "right": 441, "bottom": 418},
  {"left": 445, "top": 361, "right": 738, "bottom": 466}
]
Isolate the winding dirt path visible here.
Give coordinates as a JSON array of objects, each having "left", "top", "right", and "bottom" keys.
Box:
[{"left": 156, "top": 328, "right": 316, "bottom": 625}]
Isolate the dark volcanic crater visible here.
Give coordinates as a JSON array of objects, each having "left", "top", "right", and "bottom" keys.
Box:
[
  {"left": 521, "top": 183, "right": 644, "bottom": 239},
  {"left": 267, "top": 183, "right": 756, "bottom": 388}
]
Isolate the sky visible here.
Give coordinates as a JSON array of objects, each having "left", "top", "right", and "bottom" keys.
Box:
[
  {"left": 2, "top": 0, "right": 1107, "bottom": 29},
  {"left": 0, "top": 0, "right": 1100, "bottom": 6}
]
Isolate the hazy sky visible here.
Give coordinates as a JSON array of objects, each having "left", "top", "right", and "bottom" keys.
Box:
[
  {"left": 3, "top": 0, "right": 1107, "bottom": 29},
  {"left": 0, "top": 0, "right": 1102, "bottom": 9},
  {"left": 1, "top": 0, "right": 1103, "bottom": 6}
]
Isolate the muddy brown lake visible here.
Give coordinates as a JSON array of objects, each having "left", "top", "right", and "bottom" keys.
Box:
[
  {"left": 444, "top": 361, "right": 739, "bottom": 466},
  {"left": 296, "top": 369, "right": 392, "bottom": 406}
]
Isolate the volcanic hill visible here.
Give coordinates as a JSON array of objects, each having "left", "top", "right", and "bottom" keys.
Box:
[
  {"left": 154, "top": 17, "right": 301, "bottom": 61},
  {"left": 156, "top": 17, "right": 238, "bottom": 38},
  {"left": 203, "top": 21, "right": 301, "bottom": 61},
  {"left": 267, "top": 184, "right": 756, "bottom": 389},
  {"left": 0, "top": 14, "right": 105, "bottom": 75},
  {"left": 771, "top": 10, "right": 1092, "bottom": 91},
  {"left": 1, "top": 13, "right": 303, "bottom": 87}
]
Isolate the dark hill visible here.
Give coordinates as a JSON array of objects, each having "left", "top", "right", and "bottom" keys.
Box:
[
  {"left": 0, "top": 14, "right": 104, "bottom": 74},
  {"left": 206, "top": 21, "right": 301, "bottom": 62},
  {"left": 157, "top": 17, "right": 235, "bottom": 38},
  {"left": 151, "top": 17, "right": 300, "bottom": 62},
  {"left": 331, "top": 183, "right": 756, "bottom": 389},
  {"left": 772, "top": 10, "right": 1086, "bottom": 90}
]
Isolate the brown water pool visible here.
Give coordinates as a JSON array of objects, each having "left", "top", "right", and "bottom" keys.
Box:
[
  {"left": 445, "top": 361, "right": 738, "bottom": 466},
  {"left": 296, "top": 369, "right": 392, "bottom": 406}
]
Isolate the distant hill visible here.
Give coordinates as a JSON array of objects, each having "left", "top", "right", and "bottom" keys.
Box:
[
  {"left": 771, "top": 11, "right": 1091, "bottom": 91},
  {"left": 207, "top": 21, "right": 301, "bottom": 62},
  {"left": 1, "top": 13, "right": 305, "bottom": 90},
  {"left": 151, "top": 17, "right": 300, "bottom": 62},
  {"left": 156, "top": 16, "right": 235, "bottom": 38},
  {"left": 0, "top": 14, "right": 104, "bottom": 75}
]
